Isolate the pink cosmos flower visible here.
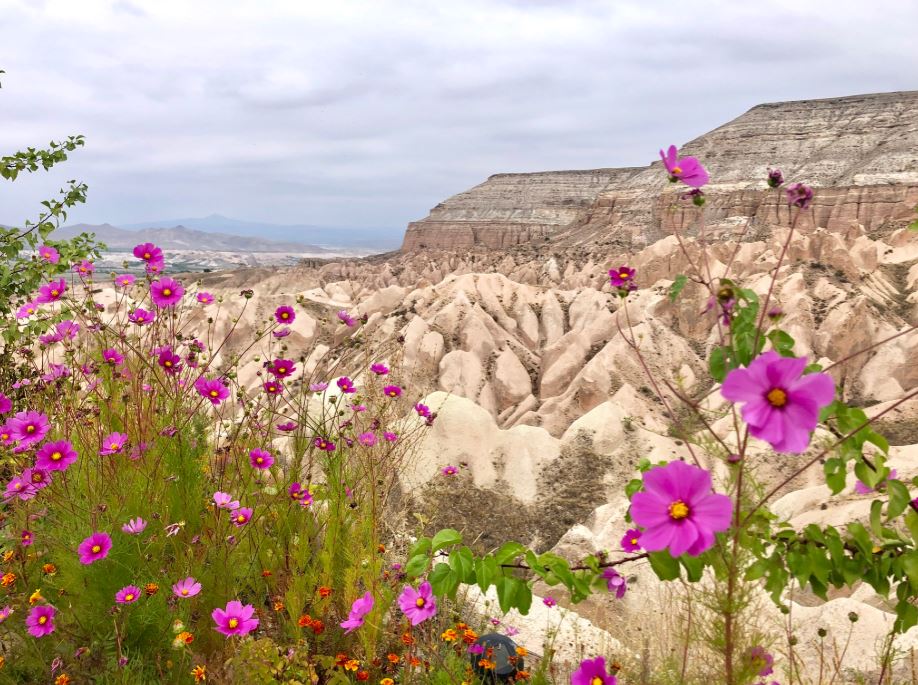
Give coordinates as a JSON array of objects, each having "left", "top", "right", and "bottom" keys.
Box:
[
  {"left": 115, "top": 273, "right": 135, "bottom": 288},
  {"left": 745, "top": 646, "right": 774, "bottom": 677},
  {"left": 542, "top": 596, "right": 557, "bottom": 608},
  {"left": 172, "top": 577, "right": 202, "bottom": 598},
  {"left": 310, "top": 382, "right": 328, "bottom": 392},
  {"left": 249, "top": 448, "right": 274, "bottom": 469},
  {"left": 0, "top": 606, "right": 12, "bottom": 624},
  {"left": 150, "top": 277, "right": 185, "bottom": 308},
  {"left": 78, "top": 531, "right": 113, "bottom": 564},
  {"left": 630, "top": 460, "right": 733, "bottom": 557},
  {"left": 442, "top": 465, "right": 458, "bottom": 476},
  {"left": 195, "top": 377, "right": 230, "bottom": 405},
  {"left": 786, "top": 182, "right": 814, "bottom": 209},
  {"left": 383, "top": 432, "right": 398, "bottom": 442},
  {"left": 38, "top": 245, "right": 59, "bottom": 263},
  {"left": 21, "top": 530, "right": 33, "bottom": 547},
  {"left": 35, "top": 440, "right": 78, "bottom": 471},
  {"left": 273, "top": 326, "right": 291, "bottom": 338},
  {"left": 274, "top": 305, "right": 295, "bottom": 324},
  {"left": 38, "top": 330, "right": 62, "bottom": 345},
  {"left": 382, "top": 385, "right": 402, "bottom": 398},
  {"left": 370, "top": 363, "right": 389, "bottom": 375},
  {"left": 231, "top": 507, "right": 253, "bottom": 527},
  {"left": 128, "top": 308, "right": 155, "bottom": 325},
  {"left": 602, "top": 568, "right": 627, "bottom": 598},
  {"left": 289, "top": 482, "right": 314, "bottom": 506},
  {"left": 721, "top": 351, "right": 835, "bottom": 453},
  {"left": 158, "top": 349, "right": 182, "bottom": 374},
  {"left": 102, "top": 348, "right": 124, "bottom": 366},
  {"left": 74, "top": 260, "right": 95, "bottom": 277},
  {"left": 337, "top": 376, "right": 356, "bottom": 394},
  {"left": 0, "top": 393, "right": 10, "bottom": 414},
  {"left": 415, "top": 403, "right": 431, "bottom": 417},
  {"left": 276, "top": 421, "right": 297, "bottom": 432},
  {"left": 16, "top": 301, "right": 39, "bottom": 319},
  {"left": 269, "top": 358, "right": 296, "bottom": 379},
  {"left": 767, "top": 168, "right": 785, "bottom": 188},
  {"left": 212, "top": 600, "right": 259, "bottom": 636},
  {"left": 8, "top": 411, "right": 50, "bottom": 446},
  {"left": 660, "top": 145, "right": 709, "bottom": 188},
  {"left": 122, "top": 518, "right": 147, "bottom": 535},
  {"left": 54, "top": 320, "right": 78, "bottom": 341},
  {"left": 197, "top": 292, "right": 214, "bottom": 305},
  {"left": 263, "top": 380, "right": 284, "bottom": 395},
  {"left": 608, "top": 265, "right": 637, "bottom": 290},
  {"left": 22, "top": 467, "right": 51, "bottom": 493},
  {"left": 133, "top": 242, "right": 163, "bottom": 264},
  {"left": 116, "top": 585, "right": 141, "bottom": 604},
  {"left": 313, "top": 437, "right": 335, "bottom": 451},
  {"left": 36, "top": 279, "right": 66, "bottom": 304},
  {"left": 337, "top": 310, "right": 357, "bottom": 326},
  {"left": 26, "top": 605, "right": 57, "bottom": 638},
  {"left": 351, "top": 403, "right": 367, "bottom": 412},
  {"left": 398, "top": 581, "right": 437, "bottom": 625},
  {"left": 100, "top": 432, "right": 128, "bottom": 456},
  {"left": 357, "top": 432, "right": 377, "bottom": 447},
  {"left": 213, "top": 492, "right": 240, "bottom": 510},
  {"left": 621, "top": 528, "right": 643, "bottom": 552},
  {"left": 4, "top": 475, "right": 34, "bottom": 501},
  {"left": 340, "top": 591, "right": 374, "bottom": 633},
  {"left": 571, "top": 656, "right": 617, "bottom": 685}
]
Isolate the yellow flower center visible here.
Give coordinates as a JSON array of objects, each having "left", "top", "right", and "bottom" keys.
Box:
[
  {"left": 767, "top": 388, "right": 787, "bottom": 407},
  {"left": 51, "top": 289, "right": 59, "bottom": 296},
  {"left": 631, "top": 537, "right": 639, "bottom": 546},
  {"left": 26, "top": 425, "right": 35, "bottom": 433},
  {"left": 592, "top": 678, "right": 603, "bottom": 685},
  {"left": 668, "top": 500, "right": 690, "bottom": 520},
  {"left": 91, "top": 545, "right": 101, "bottom": 553},
  {"left": 38, "top": 616, "right": 47, "bottom": 625},
  {"left": 125, "top": 593, "right": 135, "bottom": 602},
  {"left": 181, "top": 589, "right": 189, "bottom": 595},
  {"left": 209, "top": 390, "right": 218, "bottom": 397},
  {"left": 163, "top": 288, "right": 171, "bottom": 296},
  {"left": 415, "top": 597, "right": 425, "bottom": 608},
  {"left": 281, "top": 312, "right": 289, "bottom": 319},
  {"left": 31, "top": 474, "right": 42, "bottom": 483},
  {"left": 277, "top": 367, "right": 286, "bottom": 373},
  {"left": 228, "top": 618, "right": 239, "bottom": 629},
  {"left": 236, "top": 515, "right": 245, "bottom": 523},
  {"left": 672, "top": 165, "right": 682, "bottom": 175},
  {"left": 110, "top": 443, "right": 119, "bottom": 449},
  {"left": 51, "top": 451, "right": 62, "bottom": 461},
  {"left": 143, "top": 252, "right": 151, "bottom": 259}
]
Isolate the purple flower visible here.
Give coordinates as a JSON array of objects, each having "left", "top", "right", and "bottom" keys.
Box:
[
  {"left": 383, "top": 432, "right": 398, "bottom": 442},
  {"left": 26, "top": 605, "right": 57, "bottom": 638},
  {"left": 358, "top": 432, "right": 377, "bottom": 447},
  {"left": 100, "top": 432, "right": 128, "bottom": 456},
  {"left": 197, "top": 292, "right": 214, "bottom": 305},
  {"left": 158, "top": 349, "right": 182, "bottom": 373},
  {"left": 310, "top": 382, "right": 328, "bottom": 392},
  {"left": 745, "top": 646, "right": 774, "bottom": 676},
  {"left": 441, "top": 465, "right": 458, "bottom": 476},
  {"left": 16, "top": 301, "right": 39, "bottom": 319},
  {"left": 74, "top": 260, "right": 95, "bottom": 277},
  {"left": 383, "top": 385, "right": 402, "bottom": 398},
  {"left": 35, "top": 440, "right": 78, "bottom": 471},
  {"left": 608, "top": 265, "right": 637, "bottom": 290},
  {"left": 213, "top": 491, "right": 240, "bottom": 510},
  {"left": 0, "top": 393, "right": 10, "bottom": 414},
  {"left": 660, "top": 145, "right": 709, "bottom": 188},
  {"left": 767, "top": 168, "right": 784, "bottom": 188},
  {"left": 21, "top": 530, "right": 33, "bottom": 546},
  {"left": 313, "top": 437, "right": 336, "bottom": 452},
  {"left": 195, "top": 377, "right": 230, "bottom": 405},
  {"left": 337, "top": 310, "right": 357, "bottom": 326},
  {"left": 340, "top": 591, "right": 374, "bottom": 633},
  {"left": 621, "top": 528, "right": 642, "bottom": 552},
  {"left": 263, "top": 380, "right": 284, "bottom": 395},
  {"left": 172, "top": 577, "right": 202, "bottom": 598},
  {"left": 415, "top": 403, "right": 430, "bottom": 417},
  {"left": 721, "top": 351, "right": 835, "bottom": 453},
  {"left": 115, "top": 273, "right": 136, "bottom": 288},
  {"left": 630, "top": 460, "right": 733, "bottom": 557},
  {"left": 542, "top": 596, "right": 556, "bottom": 608},
  {"left": 249, "top": 448, "right": 274, "bottom": 469},
  {"left": 398, "top": 581, "right": 437, "bottom": 625},
  {"left": 370, "top": 363, "right": 389, "bottom": 375},
  {"left": 122, "top": 518, "right": 147, "bottom": 535},
  {"left": 128, "top": 308, "right": 155, "bottom": 325},
  {"left": 468, "top": 644, "right": 484, "bottom": 655},
  {"left": 4, "top": 475, "right": 34, "bottom": 501},
  {"left": 38, "top": 245, "right": 60, "bottom": 263},
  {"left": 786, "top": 182, "right": 814, "bottom": 209},
  {"left": 276, "top": 421, "right": 297, "bottom": 432},
  {"left": 274, "top": 305, "right": 295, "bottom": 324},
  {"left": 337, "top": 376, "right": 356, "bottom": 394},
  {"left": 150, "top": 277, "right": 185, "bottom": 308},
  {"left": 232, "top": 507, "right": 253, "bottom": 527},
  {"left": 0, "top": 606, "right": 12, "bottom": 624},
  {"left": 102, "top": 348, "right": 124, "bottom": 366},
  {"left": 571, "top": 656, "right": 617, "bottom": 685},
  {"left": 268, "top": 358, "right": 296, "bottom": 379},
  {"left": 289, "top": 482, "right": 314, "bottom": 507},
  {"left": 78, "top": 532, "right": 113, "bottom": 564},
  {"left": 212, "top": 600, "right": 259, "bottom": 636},
  {"left": 116, "top": 585, "right": 141, "bottom": 604},
  {"left": 133, "top": 242, "right": 163, "bottom": 265},
  {"left": 36, "top": 279, "right": 66, "bottom": 304},
  {"left": 56, "top": 320, "right": 80, "bottom": 340},
  {"left": 602, "top": 568, "right": 627, "bottom": 598},
  {"left": 8, "top": 410, "right": 50, "bottom": 446},
  {"left": 22, "top": 467, "right": 51, "bottom": 493}
]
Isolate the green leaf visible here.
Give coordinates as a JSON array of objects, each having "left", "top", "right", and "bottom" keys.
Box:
[
  {"left": 648, "top": 551, "right": 680, "bottom": 581},
  {"left": 404, "top": 554, "right": 430, "bottom": 579},
  {"left": 409, "top": 537, "right": 431, "bottom": 558},
  {"left": 496, "top": 576, "right": 519, "bottom": 614},
  {"left": 431, "top": 528, "right": 462, "bottom": 552},
  {"left": 709, "top": 346, "right": 728, "bottom": 383},
  {"left": 477, "top": 556, "right": 498, "bottom": 593},
  {"left": 429, "top": 562, "right": 456, "bottom": 596},
  {"left": 515, "top": 582, "right": 533, "bottom": 615},
  {"left": 888, "top": 479, "right": 912, "bottom": 520},
  {"left": 766, "top": 329, "right": 795, "bottom": 356},
  {"left": 668, "top": 274, "right": 688, "bottom": 303},
  {"left": 493, "top": 542, "right": 526, "bottom": 565},
  {"left": 449, "top": 546, "right": 475, "bottom": 584}
]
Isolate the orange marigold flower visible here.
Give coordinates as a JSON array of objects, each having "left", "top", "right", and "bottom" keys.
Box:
[
  {"left": 261, "top": 569, "right": 272, "bottom": 577},
  {"left": 401, "top": 631, "right": 414, "bottom": 646},
  {"left": 54, "top": 674, "right": 71, "bottom": 685},
  {"left": 42, "top": 563, "right": 57, "bottom": 575},
  {"left": 380, "top": 679, "right": 395, "bottom": 685},
  {"left": 335, "top": 653, "right": 349, "bottom": 667},
  {"left": 515, "top": 670, "right": 531, "bottom": 680},
  {"left": 273, "top": 600, "right": 285, "bottom": 611},
  {"left": 356, "top": 671, "right": 369, "bottom": 681},
  {"left": 177, "top": 631, "right": 194, "bottom": 645},
  {"left": 145, "top": 583, "right": 159, "bottom": 596},
  {"left": 478, "top": 659, "right": 496, "bottom": 670},
  {"left": 191, "top": 664, "right": 207, "bottom": 682},
  {"left": 441, "top": 628, "right": 458, "bottom": 641},
  {"left": 462, "top": 628, "right": 479, "bottom": 644},
  {"left": 455, "top": 621, "right": 469, "bottom": 630},
  {"left": 386, "top": 653, "right": 400, "bottom": 664},
  {"left": 515, "top": 646, "right": 528, "bottom": 657},
  {"left": 298, "top": 614, "right": 312, "bottom": 627},
  {"left": 344, "top": 659, "right": 360, "bottom": 672},
  {"left": 318, "top": 586, "right": 332, "bottom": 597},
  {"left": 409, "top": 656, "right": 421, "bottom": 667},
  {"left": 377, "top": 544, "right": 386, "bottom": 553},
  {"left": 310, "top": 618, "right": 324, "bottom": 634},
  {"left": 2, "top": 551, "right": 14, "bottom": 563},
  {"left": 1, "top": 572, "right": 15, "bottom": 587}
]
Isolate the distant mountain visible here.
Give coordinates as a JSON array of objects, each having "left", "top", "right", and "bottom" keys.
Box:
[
  {"left": 120, "top": 214, "right": 403, "bottom": 250},
  {"left": 56, "top": 223, "right": 327, "bottom": 253}
]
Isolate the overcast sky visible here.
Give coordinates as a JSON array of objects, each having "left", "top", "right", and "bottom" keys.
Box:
[{"left": 1, "top": 0, "right": 917, "bottom": 231}]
